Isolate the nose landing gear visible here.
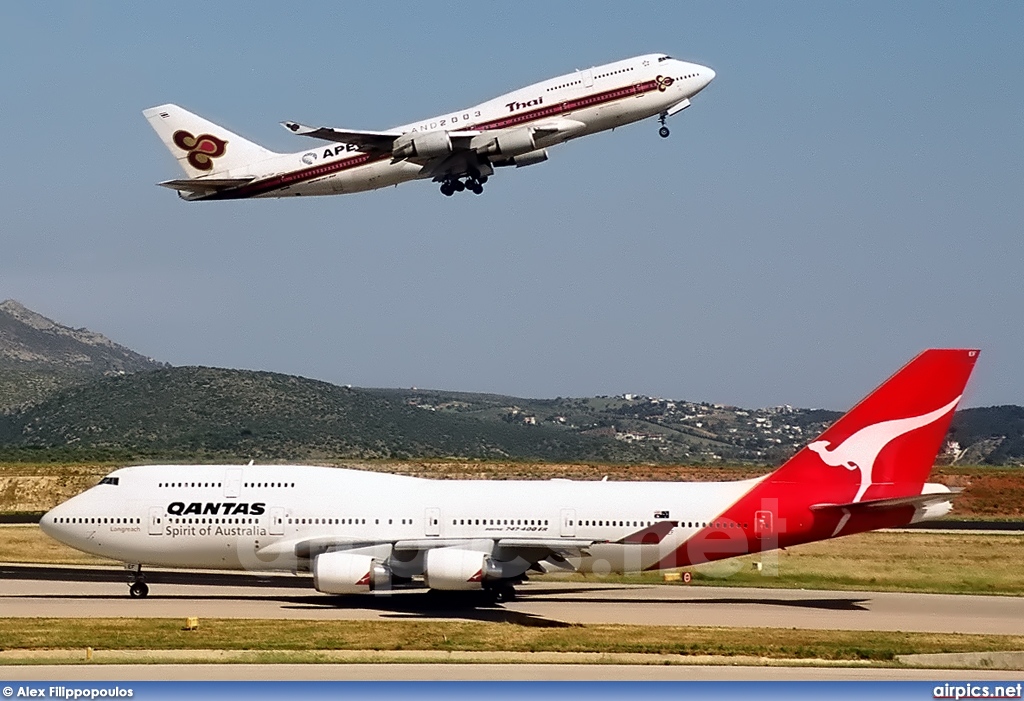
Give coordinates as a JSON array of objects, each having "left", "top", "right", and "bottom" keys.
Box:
[
  {"left": 126, "top": 563, "right": 149, "bottom": 598},
  {"left": 658, "top": 112, "right": 670, "bottom": 138}
]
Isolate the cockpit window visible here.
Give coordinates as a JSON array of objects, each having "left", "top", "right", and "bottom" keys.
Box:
[
  {"left": 658, "top": 56, "right": 673, "bottom": 62},
  {"left": 98, "top": 477, "right": 119, "bottom": 486}
]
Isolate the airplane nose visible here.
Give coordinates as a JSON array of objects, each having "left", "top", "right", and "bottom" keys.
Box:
[
  {"left": 39, "top": 503, "right": 71, "bottom": 543},
  {"left": 699, "top": 66, "right": 716, "bottom": 89},
  {"left": 39, "top": 507, "right": 58, "bottom": 538}
]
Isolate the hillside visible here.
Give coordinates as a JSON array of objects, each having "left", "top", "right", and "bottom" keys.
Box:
[
  {"left": 0, "top": 367, "right": 636, "bottom": 463},
  {"left": 0, "top": 302, "right": 1020, "bottom": 465},
  {"left": 0, "top": 300, "right": 166, "bottom": 410},
  {"left": 0, "top": 365, "right": 1020, "bottom": 464}
]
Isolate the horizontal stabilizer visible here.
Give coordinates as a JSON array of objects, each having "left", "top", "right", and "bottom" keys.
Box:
[
  {"left": 810, "top": 489, "right": 962, "bottom": 513},
  {"left": 157, "top": 177, "right": 255, "bottom": 192}
]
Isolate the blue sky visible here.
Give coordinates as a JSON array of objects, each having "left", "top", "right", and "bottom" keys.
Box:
[{"left": 1, "top": 2, "right": 1021, "bottom": 409}]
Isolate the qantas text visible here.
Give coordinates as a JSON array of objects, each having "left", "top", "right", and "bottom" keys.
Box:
[{"left": 167, "top": 502, "right": 266, "bottom": 516}]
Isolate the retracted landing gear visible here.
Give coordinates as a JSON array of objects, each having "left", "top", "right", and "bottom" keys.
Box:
[
  {"left": 658, "top": 112, "right": 670, "bottom": 138},
  {"left": 126, "top": 563, "right": 149, "bottom": 598}
]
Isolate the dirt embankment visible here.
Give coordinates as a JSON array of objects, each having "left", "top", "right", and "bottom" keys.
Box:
[{"left": 1, "top": 462, "right": 1020, "bottom": 518}]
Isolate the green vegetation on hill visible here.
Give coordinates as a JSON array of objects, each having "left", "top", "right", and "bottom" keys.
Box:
[
  {"left": 0, "top": 365, "right": 1020, "bottom": 465},
  {"left": 0, "top": 367, "right": 651, "bottom": 463},
  {"left": 1, "top": 301, "right": 1022, "bottom": 465}
]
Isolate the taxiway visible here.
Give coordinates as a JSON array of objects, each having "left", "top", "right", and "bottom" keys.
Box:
[{"left": 2, "top": 563, "right": 1023, "bottom": 635}]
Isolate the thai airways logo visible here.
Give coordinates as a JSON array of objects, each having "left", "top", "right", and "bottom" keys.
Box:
[
  {"left": 172, "top": 130, "right": 227, "bottom": 171},
  {"left": 655, "top": 75, "right": 675, "bottom": 92},
  {"left": 807, "top": 396, "right": 961, "bottom": 503}
]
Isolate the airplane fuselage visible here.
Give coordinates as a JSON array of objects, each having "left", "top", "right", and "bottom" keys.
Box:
[
  {"left": 42, "top": 465, "right": 757, "bottom": 573},
  {"left": 41, "top": 462, "right": 947, "bottom": 579}
]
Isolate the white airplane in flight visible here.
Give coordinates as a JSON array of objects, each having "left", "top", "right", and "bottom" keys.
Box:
[
  {"left": 143, "top": 53, "right": 714, "bottom": 200},
  {"left": 41, "top": 349, "right": 977, "bottom": 603}
]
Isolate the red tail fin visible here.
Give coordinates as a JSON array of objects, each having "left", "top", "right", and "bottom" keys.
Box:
[
  {"left": 650, "top": 349, "right": 980, "bottom": 570},
  {"left": 768, "top": 348, "right": 979, "bottom": 503}
]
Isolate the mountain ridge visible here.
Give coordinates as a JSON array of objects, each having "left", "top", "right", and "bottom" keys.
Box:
[{"left": 0, "top": 302, "right": 1020, "bottom": 464}]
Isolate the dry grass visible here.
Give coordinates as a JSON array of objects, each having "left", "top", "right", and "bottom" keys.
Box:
[
  {"left": 2, "top": 618, "right": 1024, "bottom": 661},
  {"left": 0, "top": 524, "right": 111, "bottom": 565}
]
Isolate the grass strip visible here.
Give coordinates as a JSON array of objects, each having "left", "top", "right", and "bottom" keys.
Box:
[{"left": 2, "top": 619, "right": 1024, "bottom": 662}]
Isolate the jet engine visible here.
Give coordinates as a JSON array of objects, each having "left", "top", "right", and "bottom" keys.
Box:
[
  {"left": 494, "top": 148, "right": 549, "bottom": 168},
  {"left": 392, "top": 131, "right": 452, "bottom": 160},
  {"left": 473, "top": 128, "right": 536, "bottom": 158},
  {"left": 424, "top": 548, "right": 501, "bottom": 591},
  {"left": 313, "top": 551, "right": 391, "bottom": 594}
]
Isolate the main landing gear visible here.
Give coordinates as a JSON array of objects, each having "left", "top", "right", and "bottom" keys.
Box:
[
  {"left": 658, "top": 111, "right": 670, "bottom": 138},
  {"left": 440, "top": 174, "right": 487, "bottom": 197},
  {"left": 126, "top": 564, "right": 149, "bottom": 598},
  {"left": 483, "top": 581, "right": 517, "bottom": 605}
]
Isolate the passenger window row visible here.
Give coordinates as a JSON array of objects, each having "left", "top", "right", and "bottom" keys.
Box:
[
  {"left": 156, "top": 481, "right": 297, "bottom": 488},
  {"left": 53, "top": 517, "right": 140, "bottom": 524},
  {"left": 546, "top": 80, "right": 582, "bottom": 92},
  {"left": 451, "top": 518, "right": 549, "bottom": 526},
  {"left": 595, "top": 67, "right": 634, "bottom": 79}
]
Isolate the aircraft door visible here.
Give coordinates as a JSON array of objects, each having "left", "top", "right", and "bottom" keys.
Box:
[
  {"left": 224, "top": 468, "right": 242, "bottom": 498},
  {"left": 754, "top": 510, "right": 773, "bottom": 540},
  {"left": 424, "top": 507, "right": 440, "bottom": 537},
  {"left": 148, "top": 507, "right": 164, "bottom": 536},
  {"left": 269, "top": 507, "right": 285, "bottom": 536},
  {"left": 581, "top": 69, "right": 594, "bottom": 88},
  {"left": 560, "top": 509, "right": 576, "bottom": 537}
]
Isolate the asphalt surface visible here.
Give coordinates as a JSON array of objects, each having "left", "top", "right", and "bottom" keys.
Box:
[
  {"left": 3, "top": 663, "right": 1024, "bottom": 681},
  {"left": 2, "top": 563, "right": 1024, "bottom": 634}
]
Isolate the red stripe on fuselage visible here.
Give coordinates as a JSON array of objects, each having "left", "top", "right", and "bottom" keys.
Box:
[{"left": 206, "top": 79, "right": 664, "bottom": 200}]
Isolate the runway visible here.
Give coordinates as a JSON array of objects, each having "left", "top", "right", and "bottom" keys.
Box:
[
  {"left": 3, "top": 663, "right": 1023, "bottom": 681},
  {"left": 3, "top": 563, "right": 1024, "bottom": 634}
]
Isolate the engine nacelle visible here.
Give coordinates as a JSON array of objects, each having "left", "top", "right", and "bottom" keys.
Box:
[
  {"left": 313, "top": 551, "right": 390, "bottom": 594},
  {"left": 474, "top": 128, "right": 536, "bottom": 158},
  {"left": 424, "top": 548, "right": 500, "bottom": 591},
  {"left": 494, "top": 148, "right": 548, "bottom": 168},
  {"left": 392, "top": 130, "right": 452, "bottom": 160}
]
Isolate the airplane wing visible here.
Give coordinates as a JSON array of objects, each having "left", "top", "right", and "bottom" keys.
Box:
[
  {"left": 293, "top": 522, "right": 677, "bottom": 566},
  {"left": 282, "top": 118, "right": 584, "bottom": 183},
  {"left": 281, "top": 121, "right": 403, "bottom": 152},
  {"left": 282, "top": 120, "right": 480, "bottom": 154}
]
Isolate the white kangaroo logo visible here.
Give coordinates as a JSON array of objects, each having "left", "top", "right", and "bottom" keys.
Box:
[{"left": 807, "top": 395, "right": 960, "bottom": 503}]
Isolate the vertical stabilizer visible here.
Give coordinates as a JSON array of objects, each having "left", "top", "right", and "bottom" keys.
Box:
[
  {"left": 143, "top": 103, "right": 278, "bottom": 179},
  {"left": 769, "top": 348, "right": 979, "bottom": 502}
]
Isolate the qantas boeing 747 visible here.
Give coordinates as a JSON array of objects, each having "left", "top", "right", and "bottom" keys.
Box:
[
  {"left": 41, "top": 349, "right": 977, "bottom": 602},
  {"left": 143, "top": 53, "right": 714, "bottom": 200}
]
